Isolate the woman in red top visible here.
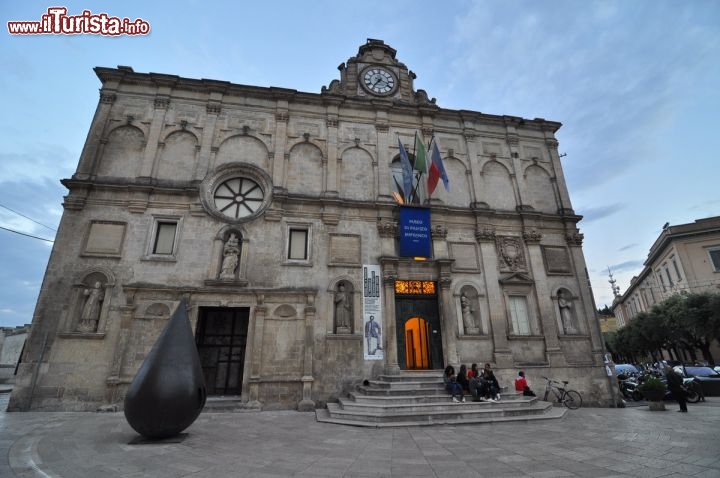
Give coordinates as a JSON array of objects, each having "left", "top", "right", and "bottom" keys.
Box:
[{"left": 515, "top": 371, "right": 536, "bottom": 396}]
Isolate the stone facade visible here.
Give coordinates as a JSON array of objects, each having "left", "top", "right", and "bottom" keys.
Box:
[
  {"left": 9, "top": 39, "right": 612, "bottom": 412},
  {"left": 613, "top": 216, "right": 720, "bottom": 326}
]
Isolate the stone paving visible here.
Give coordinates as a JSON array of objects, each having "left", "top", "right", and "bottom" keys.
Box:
[{"left": 1, "top": 391, "right": 719, "bottom": 478}]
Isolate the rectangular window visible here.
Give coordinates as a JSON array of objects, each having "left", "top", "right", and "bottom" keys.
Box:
[
  {"left": 671, "top": 259, "right": 682, "bottom": 282},
  {"left": 657, "top": 271, "right": 667, "bottom": 292},
  {"left": 508, "top": 296, "right": 531, "bottom": 335},
  {"left": 288, "top": 228, "right": 308, "bottom": 260},
  {"left": 664, "top": 267, "right": 673, "bottom": 287},
  {"left": 153, "top": 222, "right": 177, "bottom": 255},
  {"left": 708, "top": 248, "right": 720, "bottom": 272}
]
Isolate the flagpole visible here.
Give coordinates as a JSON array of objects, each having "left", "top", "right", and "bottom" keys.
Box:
[
  {"left": 409, "top": 131, "right": 419, "bottom": 204},
  {"left": 410, "top": 131, "right": 427, "bottom": 204}
]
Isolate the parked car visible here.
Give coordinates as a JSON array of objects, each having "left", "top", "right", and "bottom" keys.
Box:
[
  {"left": 615, "top": 364, "right": 642, "bottom": 378},
  {"left": 673, "top": 366, "right": 720, "bottom": 396}
]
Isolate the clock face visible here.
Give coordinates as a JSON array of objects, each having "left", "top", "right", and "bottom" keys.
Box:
[
  {"left": 213, "top": 177, "right": 264, "bottom": 219},
  {"left": 362, "top": 67, "right": 396, "bottom": 95}
]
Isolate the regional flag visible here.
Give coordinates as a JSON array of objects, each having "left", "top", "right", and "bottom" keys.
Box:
[
  {"left": 427, "top": 138, "right": 449, "bottom": 195},
  {"left": 397, "top": 137, "right": 413, "bottom": 202},
  {"left": 413, "top": 132, "right": 427, "bottom": 173}
]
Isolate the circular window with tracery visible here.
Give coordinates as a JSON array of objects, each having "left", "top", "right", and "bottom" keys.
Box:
[
  {"left": 213, "top": 177, "right": 264, "bottom": 219},
  {"left": 200, "top": 163, "right": 273, "bottom": 223}
]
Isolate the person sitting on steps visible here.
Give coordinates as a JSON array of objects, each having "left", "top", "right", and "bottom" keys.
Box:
[
  {"left": 468, "top": 363, "right": 486, "bottom": 402},
  {"left": 443, "top": 365, "right": 465, "bottom": 403},
  {"left": 514, "top": 371, "right": 536, "bottom": 396},
  {"left": 456, "top": 364, "right": 470, "bottom": 395},
  {"left": 482, "top": 363, "right": 501, "bottom": 402}
]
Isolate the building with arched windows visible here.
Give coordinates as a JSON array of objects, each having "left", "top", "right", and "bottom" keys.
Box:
[{"left": 9, "top": 39, "right": 612, "bottom": 412}]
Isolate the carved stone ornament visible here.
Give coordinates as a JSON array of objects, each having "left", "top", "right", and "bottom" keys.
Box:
[
  {"left": 439, "top": 274, "right": 452, "bottom": 289},
  {"left": 377, "top": 220, "right": 398, "bottom": 238},
  {"left": 154, "top": 96, "right": 170, "bottom": 109},
  {"left": 382, "top": 270, "right": 397, "bottom": 285},
  {"left": 566, "top": 232, "right": 584, "bottom": 246},
  {"left": 522, "top": 228, "right": 543, "bottom": 243},
  {"left": 496, "top": 236, "right": 527, "bottom": 272},
  {"left": 475, "top": 226, "right": 496, "bottom": 242},
  {"left": 206, "top": 102, "right": 222, "bottom": 115},
  {"left": 431, "top": 224, "right": 448, "bottom": 239},
  {"left": 99, "top": 92, "right": 117, "bottom": 104}
]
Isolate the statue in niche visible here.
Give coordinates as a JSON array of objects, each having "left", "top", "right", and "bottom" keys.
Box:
[
  {"left": 77, "top": 281, "right": 104, "bottom": 333},
  {"left": 219, "top": 233, "right": 240, "bottom": 279},
  {"left": 334, "top": 282, "right": 352, "bottom": 333},
  {"left": 460, "top": 293, "right": 480, "bottom": 334},
  {"left": 558, "top": 289, "right": 578, "bottom": 334}
]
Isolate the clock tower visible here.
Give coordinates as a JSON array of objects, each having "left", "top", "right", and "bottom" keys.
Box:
[{"left": 322, "top": 38, "right": 436, "bottom": 105}]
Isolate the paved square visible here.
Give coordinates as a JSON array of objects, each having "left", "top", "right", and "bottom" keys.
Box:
[{"left": 1, "top": 392, "right": 719, "bottom": 477}]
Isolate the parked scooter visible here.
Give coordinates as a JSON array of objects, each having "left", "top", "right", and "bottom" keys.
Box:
[{"left": 618, "top": 374, "right": 642, "bottom": 401}]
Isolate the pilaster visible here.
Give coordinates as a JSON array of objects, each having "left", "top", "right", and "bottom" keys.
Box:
[
  {"left": 75, "top": 90, "right": 116, "bottom": 179},
  {"left": 248, "top": 299, "right": 266, "bottom": 407},
  {"left": 137, "top": 95, "right": 170, "bottom": 178},
  {"left": 437, "top": 259, "right": 459, "bottom": 365},
  {"left": 194, "top": 100, "right": 220, "bottom": 181},
  {"left": 298, "top": 293, "right": 316, "bottom": 411},
  {"left": 380, "top": 258, "right": 400, "bottom": 375}
]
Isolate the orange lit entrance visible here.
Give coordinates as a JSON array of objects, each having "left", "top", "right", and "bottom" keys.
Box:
[
  {"left": 405, "top": 317, "right": 430, "bottom": 369},
  {"left": 394, "top": 280, "right": 444, "bottom": 370}
]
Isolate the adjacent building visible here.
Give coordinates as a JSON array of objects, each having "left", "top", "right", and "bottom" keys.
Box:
[
  {"left": 612, "top": 216, "right": 720, "bottom": 327},
  {"left": 9, "top": 39, "right": 612, "bottom": 412}
]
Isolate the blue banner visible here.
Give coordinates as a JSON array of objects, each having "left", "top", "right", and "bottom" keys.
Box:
[{"left": 399, "top": 206, "right": 431, "bottom": 257}]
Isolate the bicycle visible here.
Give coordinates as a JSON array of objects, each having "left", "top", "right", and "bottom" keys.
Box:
[{"left": 541, "top": 376, "right": 582, "bottom": 410}]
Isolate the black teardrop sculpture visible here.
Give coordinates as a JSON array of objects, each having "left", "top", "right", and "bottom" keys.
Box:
[{"left": 124, "top": 299, "right": 207, "bottom": 439}]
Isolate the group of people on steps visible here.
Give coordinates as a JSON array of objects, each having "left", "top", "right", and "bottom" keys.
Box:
[{"left": 443, "top": 364, "right": 536, "bottom": 402}]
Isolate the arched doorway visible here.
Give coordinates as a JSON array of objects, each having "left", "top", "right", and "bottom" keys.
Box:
[{"left": 405, "top": 317, "right": 430, "bottom": 369}]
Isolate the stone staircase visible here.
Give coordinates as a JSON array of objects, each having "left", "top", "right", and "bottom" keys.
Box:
[{"left": 315, "top": 370, "right": 566, "bottom": 427}]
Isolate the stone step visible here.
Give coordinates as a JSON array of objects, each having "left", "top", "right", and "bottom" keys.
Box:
[
  {"left": 338, "top": 395, "right": 536, "bottom": 414},
  {"left": 317, "top": 401, "right": 564, "bottom": 427},
  {"left": 376, "top": 372, "right": 443, "bottom": 382},
  {"left": 202, "top": 396, "right": 261, "bottom": 413},
  {"left": 347, "top": 391, "right": 522, "bottom": 405}
]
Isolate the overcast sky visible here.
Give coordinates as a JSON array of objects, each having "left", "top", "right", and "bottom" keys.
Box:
[{"left": 1, "top": 1, "right": 718, "bottom": 327}]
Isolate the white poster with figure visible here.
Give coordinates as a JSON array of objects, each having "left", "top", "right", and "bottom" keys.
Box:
[{"left": 363, "top": 265, "right": 383, "bottom": 360}]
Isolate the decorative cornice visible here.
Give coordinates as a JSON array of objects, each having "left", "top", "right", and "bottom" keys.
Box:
[
  {"left": 431, "top": 224, "right": 447, "bottom": 239},
  {"left": 566, "top": 232, "right": 584, "bottom": 246},
  {"left": 63, "top": 196, "right": 86, "bottom": 211},
  {"left": 375, "top": 123, "right": 389, "bottom": 133},
  {"left": 506, "top": 133, "right": 519, "bottom": 146},
  {"left": 545, "top": 138, "right": 559, "bottom": 151},
  {"left": 523, "top": 228, "right": 543, "bottom": 244},
  {"left": 475, "top": 226, "right": 496, "bottom": 242},
  {"left": 377, "top": 220, "right": 398, "bottom": 238}
]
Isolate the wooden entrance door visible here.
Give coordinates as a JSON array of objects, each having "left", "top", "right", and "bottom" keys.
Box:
[
  {"left": 195, "top": 307, "right": 249, "bottom": 395},
  {"left": 395, "top": 297, "right": 443, "bottom": 370}
]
